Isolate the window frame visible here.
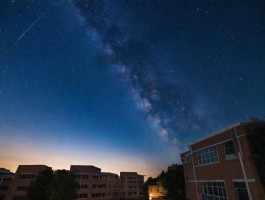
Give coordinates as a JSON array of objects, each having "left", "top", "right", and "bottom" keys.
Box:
[
  {"left": 202, "top": 181, "right": 228, "bottom": 200},
  {"left": 197, "top": 146, "right": 219, "bottom": 166},
  {"left": 224, "top": 140, "right": 236, "bottom": 160}
]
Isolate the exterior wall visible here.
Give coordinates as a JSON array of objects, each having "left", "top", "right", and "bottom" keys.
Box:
[
  {"left": 2, "top": 165, "right": 144, "bottom": 200},
  {"left": 70, "top": 165, "right": 122, "bottom": 200},
  {"left": 181, "top": 121, "right": 265, "bottom": 200},
  {"left": 181, "top": 152, "right": 196, "bottom": 200},
  {"left": 148, "top": 183, "right": 166, "bottom": 200},
  {"left": 4, "top": 165, "right": 50, "bottom": 200},
  {"left": 71, "top": 166, "right": 144, "bottom": 200},
  {"left": 120, "top": 172, "right": 144, "bottom": 200},
  {"left": 0, "top": 169, "right": 14, "bottom": 200}
]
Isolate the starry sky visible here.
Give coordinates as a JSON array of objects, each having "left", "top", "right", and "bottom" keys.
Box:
[{"left": 1, "top": 0, "right": 265, "bottom": 178}]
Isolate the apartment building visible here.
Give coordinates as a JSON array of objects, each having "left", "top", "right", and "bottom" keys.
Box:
[
  {"left": 181, "top": 120, "right": 265, "bottom": 200},
  {"left": 1, "top": 164, "right": 144, "bottom": 200},
  {"left": 120, "top": 172, "right": 144, "bottom": 200},
  {"left": 0, "top": 168, "right": 14, "bottom": 200},
  {"left": 148, "top": 182, "right": 166, "bottom": 200},
  {"left": 70, "top": 165, "right": 122, "bottom": 200},
  {"left": 70, "top": 166, "right": 144, "bottom": 200},
  {"left": 4, "top": 165, "right": 50, "bottom": 200}
]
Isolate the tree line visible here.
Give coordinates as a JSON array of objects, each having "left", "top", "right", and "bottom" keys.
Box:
[
  {"left": 21, "top": 164, "right": 185, "bottom": 200},
  {"left": 26, "top": 169, "right": 77, "bottom": 200}
]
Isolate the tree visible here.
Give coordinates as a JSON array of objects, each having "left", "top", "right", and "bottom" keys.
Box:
[
  {"left": 50, "top": 170, "right": 78, "bottom": 200},
  {"left": 159, "top": 164, "right": 185, "bottom": 200},
  {"left": 246, "top": 124, "right": 265, "bottom": 187},
  {"left": 27, "top": 169, "right": 77, "bottom": 200},
  {"left": 27, "top": 168, "right": 53, "bottom": 200}
]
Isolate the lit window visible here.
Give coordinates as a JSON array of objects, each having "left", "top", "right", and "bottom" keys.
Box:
[
  {"left": 198, "top": 146, "right": 218, "bottom": 165},
  {"left": 225, "top": 140, "right": 235, "bottom": 159},
  {"left": 203, "top": 182, "right": 227, "bottom": 200}
]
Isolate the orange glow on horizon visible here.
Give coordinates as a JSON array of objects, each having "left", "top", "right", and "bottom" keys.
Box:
[{"left": 0, "top": 139, "right": 162, "bottom": 179}]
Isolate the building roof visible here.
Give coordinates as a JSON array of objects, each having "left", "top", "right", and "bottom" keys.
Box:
[
  {"left": 189, "top": 119, "right": 265, "bottom": 146},
  {"left": 0, "top": 168, "right": 14, "bottom": 175},
  {"left": 189, "top": 121, "right": 242, "bottom": 146}
]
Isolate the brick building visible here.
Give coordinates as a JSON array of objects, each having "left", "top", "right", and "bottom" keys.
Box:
[
  {"left": 70, "top": 166, "right": 144, "bottom": 200},
  {"left": 181, "top": 120, "right": 265, "bottom": 200},
  {"left": 0, "top": 168, "right": 14, "bottom": 200},
  {"left": 120, "top": 172, "right": 144, "bottom": 199},
  {"left": 4, "top": 165, "right": 50, "bottom": 200},
  {"left": 1, "top": 165, "right": 144, "bottom": 200}
]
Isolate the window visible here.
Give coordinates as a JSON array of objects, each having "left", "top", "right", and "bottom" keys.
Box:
[
  {"left": 0, "top": 186, "right": 8, "bottom": 191},
  {"left": 186, "top": 154, "right": 191, "bottom": 162},
  {"left": 75, "top": 174, "right": 89, "bottom": 179},
  {"left": 19, "top": 174, "right": 35, "bottom": 179},
  {"left": 202, "top": 182, "right": 227, "bottom": 200},
  {"left": 120, "top": 192, "right": 125, "bottom": 196},
  {"left": 225, "top": 140, "right": 236, "bottom": 159},
  {"left": 2, "top": 177, "right": 12, "bottom": 181},
  {"left": 79, "top": 194, "right": 87, "bottom": 198},
  {"left": 198, "top": 146, "right": 218, "bottom": 165},
  {"left": 234, "top": 182, "right": 249, "bottom": 200},
  {"left": 17, "top": 186, "right": 29, "bottom": 191},
  {"left": 78, "top": 184, "right": 88, "bottom": 189},
  {"left": 92, "top": 193, "right": 105, "bottom": 197},
  {"left": 92, "top": 184, "right": 106, "bottom": 189},
  {"left": 182, "top": 154, "right": 191, "bottom": 163}
]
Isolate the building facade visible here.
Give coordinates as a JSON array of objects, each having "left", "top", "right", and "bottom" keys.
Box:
[
  {"left": 120, "top": 172, "right": 144, "bottom": 199},
  {"left": 1, "top": 165, "right": 144, "bottom": 200},
  {"left": 70, "top": 166, "right": 144, "bottom": 200},
  {"left": 181, "top": 120, "right": 265, "bottom": 200},
  {"left": 4, "top": 165, "right": 50, "bottom": 200},
  {"left": 0, "top": 168, "right": 14, "bottom": 200}
]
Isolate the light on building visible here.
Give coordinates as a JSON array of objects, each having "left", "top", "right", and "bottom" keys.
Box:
[{"left": 149, "top": 193, "right": 152, "bottom": 200}]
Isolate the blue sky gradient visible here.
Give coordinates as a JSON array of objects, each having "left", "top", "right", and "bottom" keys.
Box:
[{"left": 1, "top": 0, "right": 265, "bottom": 177}]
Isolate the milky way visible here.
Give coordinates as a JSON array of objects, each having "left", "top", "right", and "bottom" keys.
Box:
[
  {"left": 72, "top": 0, "right": 213, "bottom": 148},
  {"left": 1, "top": 0, "right": 265, "bottom": 175}
]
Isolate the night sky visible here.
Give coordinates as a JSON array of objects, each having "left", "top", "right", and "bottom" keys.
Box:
[{"left": 1, "top": 0, "right": 265, "bottom": 177}]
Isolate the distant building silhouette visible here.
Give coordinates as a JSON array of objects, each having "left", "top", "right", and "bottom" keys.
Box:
[
  {"left": 0, "top": 168, "right": 14, "bottom": 200},
  {"left": 4, "top": 165, "right": 50, "bottom": 200},
  {"left": 70, "top": 165, "right": 144, "bottom": 200},
  {"left": 1, "top": 165, "right": 144, "bottom": 200},
  {"left": 181, "top": 120, "right": 265, "bottom": 200}
]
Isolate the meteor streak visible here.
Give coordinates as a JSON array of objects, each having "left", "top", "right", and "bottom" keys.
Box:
[{"left": 14, "top": 12, "right": 45, "bottom": 45}]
